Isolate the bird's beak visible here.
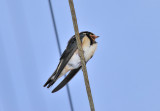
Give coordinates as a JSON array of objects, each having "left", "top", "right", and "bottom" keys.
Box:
[
  {"left": 95, "top": 36, "right": 99, "bottom": 38},
  {"left": 90, "top": 35, "right": 99, "bottom": 39}
]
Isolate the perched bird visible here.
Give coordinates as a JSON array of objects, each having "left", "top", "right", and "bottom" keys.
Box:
[{"left": 44, "top": 31, "right": 99, "bottom": 93}]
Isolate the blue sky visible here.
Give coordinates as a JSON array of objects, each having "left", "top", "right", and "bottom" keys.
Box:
[{"left": 0, "top": 0, "right": 160, "bottom": 111}]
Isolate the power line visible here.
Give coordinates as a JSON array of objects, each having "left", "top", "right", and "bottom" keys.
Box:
[
  {"left": 48, "top": 0, "right": 74, "bottom": 111},
  {"left": 68, "top": 0, "right": 95, "bottom": 111}
]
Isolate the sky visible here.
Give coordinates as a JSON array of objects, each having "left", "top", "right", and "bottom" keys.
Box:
[{"left": 0, "top": 0, "right": 160, "bottom": 111}]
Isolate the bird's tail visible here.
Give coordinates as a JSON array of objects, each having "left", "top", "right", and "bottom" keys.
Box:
[{"left": 43, "top": 70, "right": 57, "bottom": 88}]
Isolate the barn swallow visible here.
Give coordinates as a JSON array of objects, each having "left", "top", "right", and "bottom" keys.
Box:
[{"left": 44, "top": 31, "right": 99, "bottom": 93}]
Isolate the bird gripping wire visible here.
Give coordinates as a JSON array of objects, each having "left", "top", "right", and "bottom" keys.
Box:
[{"left": 68, "top": 0, "right": 95, "bottom": 111}]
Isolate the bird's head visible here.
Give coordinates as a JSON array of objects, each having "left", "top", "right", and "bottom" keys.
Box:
[{"left": 80, "top": 31, "right": 99, "bottom": 41}]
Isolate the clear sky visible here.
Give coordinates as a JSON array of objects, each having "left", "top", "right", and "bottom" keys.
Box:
[{"left": 0, "top": 0, "right": 160, "bottom": 111}]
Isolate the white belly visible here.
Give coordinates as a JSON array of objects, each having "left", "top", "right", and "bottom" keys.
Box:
[
  {"left": 84, "top": 43, "right": 97, "bottom": 62},
  {"left": 67, "top": 43, "right": 97, "bottom": 69}
]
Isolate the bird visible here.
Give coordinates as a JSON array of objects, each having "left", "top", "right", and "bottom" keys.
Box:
[{"left": 43, "top": 31, "right": 99, "bottom": 93}]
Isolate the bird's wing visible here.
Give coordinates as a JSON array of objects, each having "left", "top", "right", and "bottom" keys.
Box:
[
  {"left": 44, "top": 33, "right": 85, "bottom": 88},
  {"left": 52, "top": 67, "right": 81, "bottom": 93}
]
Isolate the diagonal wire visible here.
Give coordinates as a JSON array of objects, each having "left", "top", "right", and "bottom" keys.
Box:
[
  {"left": 48, "top": 0, "right": 74, "bottom": 111},
  {"left": 68, "top": 0, "right": 95, "bottom": 111}
]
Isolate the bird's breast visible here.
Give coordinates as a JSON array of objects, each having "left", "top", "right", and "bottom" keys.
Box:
[
  {"left": 67, "top": 43, "right": 97, "bottom": 69},
  {"left": 83, "top": 43, "right": 97, "bottom": 62},
  {"left": 82, "top": 36, "right": 97, "bottom": 62}
]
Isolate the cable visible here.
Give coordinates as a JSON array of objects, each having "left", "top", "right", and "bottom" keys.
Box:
[
  {"left": 68, "top": 0, "right": 95, "bottom": 111},
  {"left": 48, "top": 0, "right": 74, "bottom": 111}
]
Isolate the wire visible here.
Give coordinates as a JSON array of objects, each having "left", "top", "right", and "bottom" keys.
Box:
[
  {"left": 48, "top": 0, "right": 74, "bottom": 111},
  {"left": 68, "top": 0, "right": 95, "bottom": 111}
]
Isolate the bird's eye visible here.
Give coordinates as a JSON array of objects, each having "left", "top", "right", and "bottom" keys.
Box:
[{"left": 91, "top": 33, "right": 94, "bottom": 35}]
